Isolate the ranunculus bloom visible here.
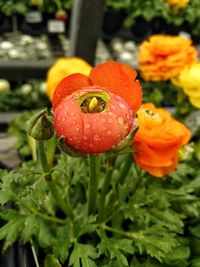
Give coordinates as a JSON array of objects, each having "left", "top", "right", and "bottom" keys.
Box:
[
  {"left": 139, "top": 35, "right": 197, "bottom": 81},
  {"left": 132, "top": 103, "right": 191, "bottom": 177},
  {"left": 172, "top": 63, "right": 200, "bottom": 108},
  {"left": 46, "top": 57, "right": 92, "bottom": 99},
  {"left": 166, "top": 0, "right": 190, "bottom": 10},
  {"left": 52, "top": 61, "right": 142, "bottom": 154}
]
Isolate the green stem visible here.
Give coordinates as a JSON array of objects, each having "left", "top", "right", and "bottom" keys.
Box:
[
  {"left": 88, "top": 155, "right": 100, "bottom": 215},
  {"left": 37, "top": 141, "right": 49, "bottom": 173},
  {"left": 37, "top": 140, "right": 74, "bottom": 220},
  {"left": 99, "top": 223, "right": 137, "bottom": 239},
  {"left": 118, "top": 154, "right": 133, "bottom": 184},
  {"left": 18, "top": 200, "right": 67, "bottom": 224},
  {"left": 98, "top": 167, "right": 113, "bottom": 222},
  {"left": 48, "top": 181, "right": 74, "bottom": 220}
]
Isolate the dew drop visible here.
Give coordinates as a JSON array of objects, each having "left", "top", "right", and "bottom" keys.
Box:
[
  {"left": 115, "top": 95, "right": 121, "bottom": 101},
  {"left": 119, "top": 103, "right": 126, "bottom": 109},
  {"left": 108, "top": 112, "right": 113, "bottom": 116},
  {"left": 108, "top": 118, "right": 113, "bottom": 123},
  {"left": 107, "top": 130, "right": 111, "bottom": 135},
  {"left": 62, "top": 118, "right": 66, "bottom": 122},
  {"left": 85, "top": 122, "right": 91, "bottom": 129},
  {"left": 110, "top": 105, "right": 115, "bottom": 111},
  {"left": 71, "top": 112, "right": 75, "bottom": 116},
  {"left": 83, "top": 135, "right": 88, "bottom": 140},
  {"left": 101, "top": 118, "right": 107, "bottom": 123},
  {"left": 93, "top": 134, "right": 101, "bottom": 141},
  {"left": 72, "top": 121, "right": 76, "bottom": 125},
  {"left": 117, "top": 116, "right": 124, "bottom": 124},
  {"left": 76, "top": 127, "right": 80, "bottom": 132}
]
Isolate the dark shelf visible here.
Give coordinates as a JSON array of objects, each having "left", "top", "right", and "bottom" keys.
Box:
[{"left": 0, "top": 59, "right": 55, "bottom": 79}]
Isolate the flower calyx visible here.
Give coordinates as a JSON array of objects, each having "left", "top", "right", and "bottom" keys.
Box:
[{"left": 27, "top": 109, "right": 54, "bottom": 140}]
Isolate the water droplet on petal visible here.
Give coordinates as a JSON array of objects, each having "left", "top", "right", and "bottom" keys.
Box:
[
  {"left": 93, "top": 134, "right": 101, "bottom": 141},
  {"left": 101, "top": 118, "right": 107, "bottom": 123},
  {"left": 108, "top": 112, "right": 113, "bottom": 116},
  {"left": 72, "top": 121, "right": 76, "bottom": 125},
  {"left": 62, "top": 118, "right": 66, "bottom": 122},
  {"left": 76, "top": 128, "right": 80, "bottom": 132},
  {"left": 117, "top": 116, "right": 124, "bottom": 124},
  {"left": 83, "top": 135, "right": 88, "bottom": 140},
  {"left": 85, "top": 122, "right": 91, "bottom": 129},
  {"left": 71, "top": 112, "right": 75, "bottom": 116},
  {"left": 108, "top": 118, "right": 113, "bottom": 123},
  {"left": 119, "top": 103, "right": 126, "bottom": 109},
  {"left": 110, "top": 105, "right": 115, "bottom": 111},
  {"left": 107, "top": 130, "right": 111, "bottom": 135},
  {"left": 115, "top": 95, "right": 121, "bottom": 101}
]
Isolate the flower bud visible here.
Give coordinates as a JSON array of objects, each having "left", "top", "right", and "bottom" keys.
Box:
[{"left": 27, "top": 109, "right": 54, "bottom": 140}]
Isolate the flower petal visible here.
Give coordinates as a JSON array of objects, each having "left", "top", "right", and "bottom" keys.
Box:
[
  {"left": 89, "top": 61, "right": 142, "bottom": 111},
  {"left": 52, "top": 73, "right": 92, "bottom": 110}
]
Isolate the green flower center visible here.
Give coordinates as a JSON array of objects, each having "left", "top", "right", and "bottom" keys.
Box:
[{"left": 77, "top": 92, "right": 110, "bottom": 114}]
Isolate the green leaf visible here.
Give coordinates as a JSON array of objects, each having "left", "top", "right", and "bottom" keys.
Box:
[
  {"left": 44, "top": 254, "right": 62, "bottom": 267},
  {"left": 97, "top": 230, "right": 134, "bottom": 267},
  {"left": 0, "top": 217, "right": 25, "bottom": 251},
  {"left": 21, "top": 215, "right": 40, "bottom": 243},
  {"left": 191, "top": 258, "right": 200, "bottom": 267},
  {"left": 69, "top": 243, "right": 98, "bottom": 267}
]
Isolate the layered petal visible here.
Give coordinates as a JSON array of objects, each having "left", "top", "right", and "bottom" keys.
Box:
[
  {"left": 52, "top": 73, "right": 92, "bottom": 110},
  {"left": 89, "top": 61, "right": 142, "bottom": 111},
  {"left": 139, "top": 35, "right": 197, "bottom": 81},
  {"left": 132, "top": 103, "right": 191, "bottom": 177}
]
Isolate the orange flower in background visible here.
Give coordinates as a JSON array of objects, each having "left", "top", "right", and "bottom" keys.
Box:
[
  {"left": 132, "top": 103, "right": 191, "bottom": 177},
  {"left": 46, "top": 57, "right": 92, "bottom": 99},
  {"left": 139, "top": 35, "right": 197, "bottom": 81}
]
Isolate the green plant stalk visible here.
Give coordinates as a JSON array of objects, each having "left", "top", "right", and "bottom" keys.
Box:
[
  {"left": 37, "top": 141, "right": 49, "bottom": 173},
  {"left": 118, "top": 153, "right": 133, "bottom": 184},
  {"left": 98, "top": 167, "right": 113, "bottom": 222},
  {"left": 88, "top": 155, "right": 100, "bottom": 215},
  {"left": 37, "top": 140, "right": 74, "bottom": 220}
]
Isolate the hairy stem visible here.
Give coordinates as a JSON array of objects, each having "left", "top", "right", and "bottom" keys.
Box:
[
  {"left": 118, "top": 154, "right": 133, "bottom": 184},
  {"left": 88, "top": 155, "right": 100, "bottom": 215},
  {"left": 98, "top": 167, "right": 113, "bottom": 222},
  {"left": 37, "top": 140, "right": 74, "bottom": 220}
]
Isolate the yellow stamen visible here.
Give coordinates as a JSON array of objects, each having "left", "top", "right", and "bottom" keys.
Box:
[{"left": 88, "top": 97, "right": 98, "bottom": 112}]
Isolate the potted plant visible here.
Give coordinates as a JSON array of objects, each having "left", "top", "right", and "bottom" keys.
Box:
[{"left": 0, "top": 61, "right": 199, "bottom": 267}]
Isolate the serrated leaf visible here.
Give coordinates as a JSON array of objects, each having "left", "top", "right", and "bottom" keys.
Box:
[
  {"left": 44, "top": 254, "right": 62, "bottom": 267},
  {"left": 69, "top": 243, "right": 97, "bottom": 267},
  {"left": 0, "top": 217, "right": 25, "bottom": 251},
  {"left": 97, "top": 230, "right": 134, "bottom": 267},
  {"left": 21, "top": 215, "right": 40, "bottom": 243}
]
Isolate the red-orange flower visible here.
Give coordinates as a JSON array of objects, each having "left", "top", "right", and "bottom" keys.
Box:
[
  {"left": 132, "top": 103, "right": 191, "bottom": 177},
  {"left": 138, "top": 35, "right": 197, "bottom": 81},
  {"left": 52, "top": 61, "right": 142, "bottom": 154}
]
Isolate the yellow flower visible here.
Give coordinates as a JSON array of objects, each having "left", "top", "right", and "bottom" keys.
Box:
[
  {"left": 172, "top": 63, "right": 200, "bottom": 108},
  {"left": 166, "top": 0, "right": 190, "bottom": 10},
  {"left": 138, "top": 34, "right": 197, "bottom": 81},
  {"left": 46, "top": 57, "right": 92, "bottom": 99}
]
